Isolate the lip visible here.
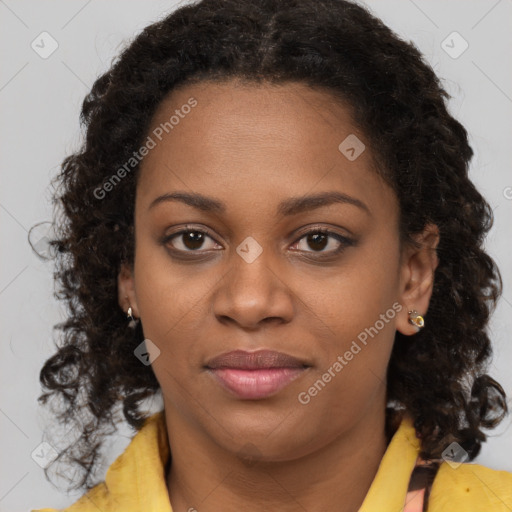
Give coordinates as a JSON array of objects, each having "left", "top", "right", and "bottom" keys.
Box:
[
  {"left": 206, "top": 349, "right": 309, "bottom": 370},
  {"left": 205, "top": 350, "right": 311, "bottom": 400}
]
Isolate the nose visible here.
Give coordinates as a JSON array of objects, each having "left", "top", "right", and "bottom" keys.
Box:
[{"left": 212, "top": 247, "right": 295, "bottom": 331}]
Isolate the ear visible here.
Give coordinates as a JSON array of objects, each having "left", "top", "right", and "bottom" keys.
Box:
[
  {"left": 396, "top": 223, "right": 440, "bottom": 336},
  {"left": 118, "top": 261, "right": 139, "bottom": 319}
]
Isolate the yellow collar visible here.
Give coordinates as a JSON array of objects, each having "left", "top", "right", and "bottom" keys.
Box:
[
  {"left": 97, "top": 410, "right": 419, "bottom": 512},
  {"left": 103, "top": 411, "right": 172, "bottom": 511},
  {"left": 359, "top": 413, "right": 420, "bottom": 511}
]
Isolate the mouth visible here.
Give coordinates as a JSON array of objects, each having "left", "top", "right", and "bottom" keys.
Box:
[{"left": 204, "top": 349, "right": 311, "bottom": 400}]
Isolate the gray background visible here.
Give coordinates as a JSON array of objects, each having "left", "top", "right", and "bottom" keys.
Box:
[{"left": 1, "top": 0, "right": 511, "bottom": 510}]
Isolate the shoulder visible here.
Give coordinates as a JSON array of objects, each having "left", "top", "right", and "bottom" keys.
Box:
[
  {"left": 429, "top": 461, "right": 512, "bottom": 511},
  {"left": 30, "top": 412, "right": 165, "bottom": 512}
]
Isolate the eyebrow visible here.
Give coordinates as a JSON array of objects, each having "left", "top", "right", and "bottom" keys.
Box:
[{"left": 148, "top": 191, "right": 371, "bottom": 216}]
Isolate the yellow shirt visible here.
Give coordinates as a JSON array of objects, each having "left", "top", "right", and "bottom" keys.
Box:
[{"left": 31, "top": 410, "right": 512, "bottom": 511}]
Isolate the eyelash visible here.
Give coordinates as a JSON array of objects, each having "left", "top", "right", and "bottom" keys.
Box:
[{"left": 161, "top": 225, "right": 355, "bottom": 259}]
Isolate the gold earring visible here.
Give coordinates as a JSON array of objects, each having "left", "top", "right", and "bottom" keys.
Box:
[
  {"left": 126, "top": 304, "right": 139, "bottom": 328},
  {"left": 408, "top": 310, "right": 424, "bottom": 329}
]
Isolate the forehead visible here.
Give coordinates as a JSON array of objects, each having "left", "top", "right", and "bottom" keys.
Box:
[
  {"left": 136, "top": 80, "right": 396, "bottom": 222},
  {"left": 143, "top": 79, "right": 360, "bottom": 165}
]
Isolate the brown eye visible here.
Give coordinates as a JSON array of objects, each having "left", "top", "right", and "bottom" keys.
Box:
[
  {"left": 304, "top": 232, "right": 329, "bottom": 251},
  {"left": 165, "top": 229, "right": 219, "bottom": 252},
  {"left": 292, "top": 229, "right": 353, "bottom": 254}
]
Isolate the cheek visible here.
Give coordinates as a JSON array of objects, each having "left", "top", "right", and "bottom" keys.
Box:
[
  {"left": 297, "top": 308, "right": 397, "bottom": 437},
  {"left": 313, "top": 232, "right": 401, "bottom": 334},
  {"left": 133, "top": 235, "right": 207, "bottom": 332},
  {"left": 132, "top": 245, "right": 199, "bottom": 384},
  {"left": 132, "top": 245, "right": 206, "bottom": 408},
  {"left": 301, "top": 231, "right": 401, "bottom": 395}
]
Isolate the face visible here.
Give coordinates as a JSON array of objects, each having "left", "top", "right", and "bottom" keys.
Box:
[{"left": 118, "top": 79, "right": 438, "bottom": 461}]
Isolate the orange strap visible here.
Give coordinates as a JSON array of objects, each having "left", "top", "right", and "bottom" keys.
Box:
[
  {"left": 404, "top": 487, "right": 426, "bottom": 512},
  {"left": 403, "top": 457, "right": 441, "bottom": 512}
]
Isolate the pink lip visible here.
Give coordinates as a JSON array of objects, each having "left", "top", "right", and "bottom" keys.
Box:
[
  {"left": 205, "top": 349, "right": 310, "bottom": 400},
  {"left": 205, "top": 349, "right": 308, "bottom": 370},
  {"left": 207, "top": 367, "right": 307, "bottom": 399}
]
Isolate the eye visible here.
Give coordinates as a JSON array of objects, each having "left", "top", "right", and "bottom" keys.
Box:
[
  {"left": 291, "top": 228, "right": 354, "bottom": 255},
  {"left": 164, "top": 227, "right": 220, "bottom": 252},
  {"left": 162, "top": 226, "right": 355, "bottom": 257}
]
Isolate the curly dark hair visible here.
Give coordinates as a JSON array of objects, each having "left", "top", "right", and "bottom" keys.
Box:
[{"left": 31, "top": 0, "right": 508, "bottom": 493}]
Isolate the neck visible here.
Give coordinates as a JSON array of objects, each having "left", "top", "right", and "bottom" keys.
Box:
[{"left": 165, "top": 400, "right": 392, "bottom": 512}]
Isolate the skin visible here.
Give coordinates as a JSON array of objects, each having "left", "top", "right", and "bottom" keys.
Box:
[{"left": 118, "top": 79, "right": 439, "bottom": 512}]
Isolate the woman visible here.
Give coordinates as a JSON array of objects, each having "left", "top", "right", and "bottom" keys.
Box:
[{"left": 31, "top": 0, "right": 512, "bottom": 511}]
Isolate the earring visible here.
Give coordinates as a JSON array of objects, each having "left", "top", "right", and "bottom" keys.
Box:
[
  {"left": 126, "top": 305, "right": 139, "bottom": 329},
  {"left": 408, "top": 310, "right": 425, "bottom": 330}
]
